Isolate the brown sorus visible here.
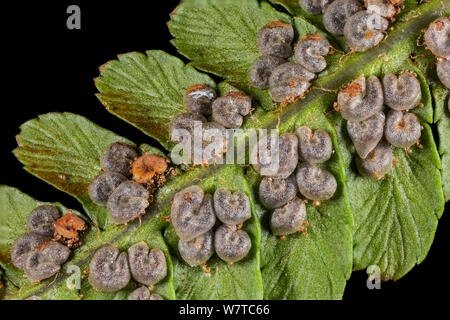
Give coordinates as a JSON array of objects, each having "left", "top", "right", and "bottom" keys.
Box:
[{"left": 54, "top": 213, "right": 87, "bottom": 249}]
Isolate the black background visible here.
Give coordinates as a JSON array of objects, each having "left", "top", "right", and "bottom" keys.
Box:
[{"left": 2, "top": 0, "right": 448, "bottom": 303}]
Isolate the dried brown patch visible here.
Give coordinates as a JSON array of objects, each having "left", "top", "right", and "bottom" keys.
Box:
[
  {"left": 98, "top": 62, "right": 110, "bottom": 73},
  {"left": 366, "top": 150, "right": 377, "bottom": 161},
  {"left": 288, "top": 78, "right": 298, "bottom": 88},
  {"left": 132, "top": 154, "right": 168, "bottom": 184},
  {"left": 434, "top": 21, "right": 444, "bottom": 31},
  {"left": 183, "top": 193, "right": 193, "bottom": 201},
  {"left": 341, "top": 82, "right": 363, "bottom": 97},
  {"left": 186, "top": 84, "right": 208, "bottom": 94},
  {"left": 265, "top": 20, "right": 290, "bottom": 29},
  {"left": 298, "top": 220, "right": 309, "bottom": 237},
  {"left": 302, "top": 34, "right": 323, "bottom": 41},
  {"left": 365, "top": 30, "right": 375, "bottom": 39},
  {"left": 223, "top": 91, "right": 249, "bottom": 99},
  {"left": 395, "top": 118, "right": 408, "bottom": 130},
  {"left": 195, "top": 243, "right": 204, "bottom": 249},
  {"left": 169, "top": 5, "right": 179, "bottom": 16}
]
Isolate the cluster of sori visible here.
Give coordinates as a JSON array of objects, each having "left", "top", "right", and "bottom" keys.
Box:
[
  {"left": 88, "top": 243, "right": 166, "bottom": 300},
  {"left": 337, "top": 71, "right": 423, "bottom": 179},
  {"left": 253, "top": 128, "right": 336, "bottom": 236},
  {"left": 424, "top": 17, "right": 450, "bottom": 110},
  {"left": 170, "top": 85, "right": 252, "bottom": 164},
  {"left": 171, "top": 186, "right": 252, "bottom": 266},
  {"left": 249, "top": 20, "right": 331, "bottom": 103},
  {"left": 88, "top": 142, "right": 170, "bottom": 224},
  {"left": 11, "top": 206, "right": 87, "bottom": 282},
  {"left": 301, "top": 0, "right": 403, "bottom": 52}
]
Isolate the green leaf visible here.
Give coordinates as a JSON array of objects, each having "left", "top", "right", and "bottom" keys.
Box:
[
  {"left": 251, "top": 107, "right": 352, "bottom": 299},
  {"left": 168, "top": 0, "right": 430, "bottom": 114},
  {"left": 95, "top": 50, "right": 216, "bottom": 149},
  {"left": 169, "top": 0, "right": 293, "bottom": 110},
  {"left": 411, "top": 27, "right": 450, "bottom": 201},
  {"left": 139, "top": 143, "right": 168, "bottom": 159},
  {"left": 164, "top": 165, "right": 263, "bottom": 300},
  {"left": 295, "top": 10, "right": 445, "bottom": 279}
]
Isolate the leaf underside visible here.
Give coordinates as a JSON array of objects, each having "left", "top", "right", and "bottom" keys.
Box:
[
  {"left": 2, "top": 0, "right": 449, "bottom": 300},
  {"left": 13, "top": 112, "right": 134, "bottom": 229},
  {"left": 170, "top": 0, "right": 447, "bottom": 283}
]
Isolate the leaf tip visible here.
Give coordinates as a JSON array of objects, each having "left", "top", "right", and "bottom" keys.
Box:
[
  {"left": 98, "top": 62, "right": 109, "bottom": 73},
  {"left": 169, "top": 5, "right": 179, "bottom": 17}
]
